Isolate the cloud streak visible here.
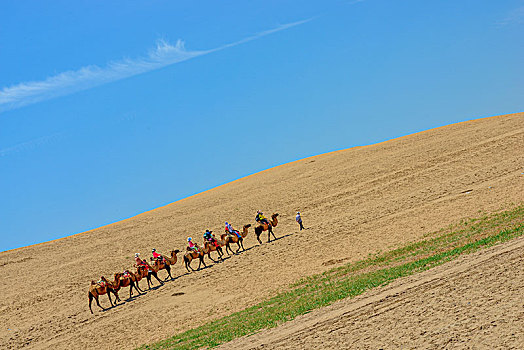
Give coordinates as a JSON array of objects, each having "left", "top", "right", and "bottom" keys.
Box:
[
  {"left": 0, "top": 132, "right": 63, "bottom": 157},
  {"left": 497, "top": 6, "right": 524, "bottom": 26},
  {"left": 0, "top": 19, "right": 311, "bottom": 114}
]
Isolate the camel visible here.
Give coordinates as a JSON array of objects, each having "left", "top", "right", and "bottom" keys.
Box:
[
  {"left": 183, "top": 245, "right": 207, "bottom": 272},
  {"left": 222, "top": 224, "right": 251, "bottom": 254},
  {"left": 132, "top": 265, "right": 148, "bottom": 291},
  {"left": 118, "top": 270, "right": 144, "bottom": 299},
  {"left": 202, "top": 235, "right": 227, "bottom": 262},
  {"left": 254, "top": 213, "right": 279, "bottom": 243},
  {"left": 164, "top": 249, "right": 181, "bottom": 266},
  {"left": 88, "top": 276, "right": 120, "bottom": 314},
  {"left": 149, "top": 252, "right": 177, "bottom": 280},
  {"left": 135, "top": 261, "right": 165, "bottom": 289},
  {"left": 106, "top": 272, "right": 124, "bottom": 303}
]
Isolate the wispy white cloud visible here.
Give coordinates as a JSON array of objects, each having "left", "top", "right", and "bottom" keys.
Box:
[
  {"left": 0, "top": 133, "right": 63, "bottom": 157},
  {"left": 0, "top": 19, "right": 311, "bottom": 114},
  {"left": 497, "top": 5, "right": 524, "bottom": 26}
]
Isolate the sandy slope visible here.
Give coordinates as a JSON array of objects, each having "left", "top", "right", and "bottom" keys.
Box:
[
  {"left": 0, "top": 113, "right": 523, "bottom": 349},
  {"left": 219, "top": 233, "right": 524, "bottom": 350}
]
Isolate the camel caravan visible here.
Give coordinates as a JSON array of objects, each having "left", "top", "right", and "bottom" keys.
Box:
[{"left": 88, "top": 212, "right": 279, "bottom": 313}]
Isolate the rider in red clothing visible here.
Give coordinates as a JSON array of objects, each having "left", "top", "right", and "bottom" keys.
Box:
[
  {"left": 134, "top": 253, "right": 149, "bottom": 269},
  {"left": 151, "top": 249, "right": 165, "bottom": 263}
]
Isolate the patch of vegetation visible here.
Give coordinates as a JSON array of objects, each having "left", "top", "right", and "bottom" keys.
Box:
[{"left": 140, "top": 205, "right": 524, "bottom": 350}]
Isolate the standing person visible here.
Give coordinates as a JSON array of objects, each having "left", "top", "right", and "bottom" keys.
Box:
[{"left": 296, "top": 211, "right": 305, "bottom": 230}]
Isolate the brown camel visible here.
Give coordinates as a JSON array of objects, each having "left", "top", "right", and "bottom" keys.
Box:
[
  {"left": 88, "top": 276, "right": 120, "bottom": 314},
  {"left": 106, "top": 272, "right": 124, "bottom": 303},
  {"left": 133, "top": 265, "right": 149, "bottom": 291},
  {"left": 135, "top": 261, "right": 164, "bottom": 289},
  {"left": 149, "top": 252, "right": 177, "bottom": 280},
  {"left": 119, "top": 270, "right": 144, "bottom": 299},
  {"left": 183, "top": 245, "right": 206, "bottom": 272},
  {"left": 254, "top": 213, "right": 279, "bottom": 243},
  {"left": 202, "top": 235, "right": 226, "bottom": 262},
  {"left": 164, "top": 249, "right": 181, "bottom": 266},
  {"left": 222, "top": 224, "right": 251, "bottom": 254}
]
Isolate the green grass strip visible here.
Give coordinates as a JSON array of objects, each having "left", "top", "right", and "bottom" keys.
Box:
[{"left": 140, "top": 205, "right": 524, "bottom": 350}]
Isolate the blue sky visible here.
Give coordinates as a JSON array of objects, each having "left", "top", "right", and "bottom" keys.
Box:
[{"left": 1, "top": 0, "right": 523, "bottom": 251}]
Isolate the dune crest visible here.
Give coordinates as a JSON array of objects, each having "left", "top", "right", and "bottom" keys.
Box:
[{"left": 1, "top": 112, "right": 523, "bottom": 349}]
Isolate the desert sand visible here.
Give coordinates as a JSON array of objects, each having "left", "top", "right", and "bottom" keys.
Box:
[
  {"left": 219, "top": 233, "right": 524, "bottom": 349},
  {"left": 1, "top": 112, "right": 523, "bottom": 349}
]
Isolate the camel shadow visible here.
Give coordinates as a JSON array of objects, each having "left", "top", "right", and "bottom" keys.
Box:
[
  {"left": 147, "top": 285, "right": 163, "bottom": 291},
  {"left": 234, "top": 245, "right": 256, "bottom": 254},
  {"left": 195, "top": 263, "right": 217, "bottom": 272},
  {"left": 273, "top": 233, "right": 293, "bottom": 241},
  {"left": 170, "top": 272, "right": 190, "bottom": 281},
  {"left": 264, "top": 232, "right": 293, "bottom": 244},
  {"left": 124, "top": 294, "right": 141, "bottom": 302},
  {"left": 101, "top": 303, "right": 121, "bottom": 312}
]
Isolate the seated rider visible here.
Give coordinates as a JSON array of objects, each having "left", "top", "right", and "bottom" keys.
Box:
[
  {"left": 152, "top": 248, "right": 165, "bottom": 263},
  {"left": 97, "top": 276, "right": 106, "bottom": 287},
  {"left": 203, "top": 229, "right": 219, "bottom": 247},
  {"left": 255, "top": 210, "right": 270, "bottom": 226},
  {"left": 225, "top": 221, "right": 241, "bottom": 239},
  {"left": 134, "top": 253, "right": 148, "bottom": 268},
  {"left": 187, "top": 237, "right": 199, "bottom": 252}
]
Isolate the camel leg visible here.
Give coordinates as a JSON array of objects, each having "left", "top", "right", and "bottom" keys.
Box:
[
  {"left": 146, "top": 273, "right": 153, "bottom": 289},
  {"left": 256, "top": 231, "right": 262, "bottom": 244},
  {"left": 185, "top": 257, "right": 194, "bottom": 272},
  {"left": 207, "top": 252, "right": 217, "bottom": 263},
  {"left": 113, "top": 290, "right": 121, "bottom": 303},
  {"left": 135, "top": 280, "right": 144, "bottom": 293},
  {"left": 107, "top": 290, "right": 114, "bottom": 307},
  {"left": 217, "top": 247, "right": 224, "bottom": 260},
  {"left": 225, "top": 243, "right": 233, "bottom": 255},
  {"left": 240, "top": 239, "right": 246, "bottom": 251},
  {"left": 236, "top": 241, "right": 242, "bottom": 253},
  {"left": 89, "top": 292, "right": 100, "bottom": 314},
  {"left": 153, "top": 271, "right": 164, "bottom": 285},
  {"left": 91, "top": 293, "right": 104, "bottom": 313},
  {"left": 269, "top": 227, "right": 277, "bottom": 241},
  {"left": 197, "top": 255, "right": 206, "bottom": 270},
  {"left": 164, "top": 265, "right": 173, "bottom": 280},
  {"left": 133, "top": 281, "right": 143, "bottom": 295}
]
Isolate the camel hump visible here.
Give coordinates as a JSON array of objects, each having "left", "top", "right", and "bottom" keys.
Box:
[{"left": 90, "top": 280, "right": 96, "bottom": 285}]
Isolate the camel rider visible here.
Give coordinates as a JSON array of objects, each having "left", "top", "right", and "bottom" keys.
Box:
[
  {"left": 203, "top": 229, "right": 219, "bottom": 247},
  {"left": 255, "top": 210, "right": 270, "bottom": 226},
  {"left": 152, "top": 249, "right": 165, "bottom": 263},
  {"left": 225, "top": 221, "right": 241, "bottom": 239},
  {"left": 187, "top": 237, "right": 199, "bottom": 252},
  {"left": 134, "top": 253, "right": 149, "bottom": 269}
]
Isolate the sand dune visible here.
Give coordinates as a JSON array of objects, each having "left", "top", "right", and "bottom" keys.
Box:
[
  {"left": 1, "top": 113, "right": 523, "bottom": 349},
  {"left": 220, "top": 233, "right": 524, "bottom": 349}
]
